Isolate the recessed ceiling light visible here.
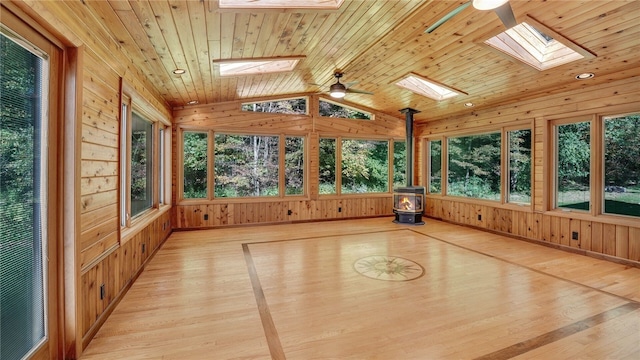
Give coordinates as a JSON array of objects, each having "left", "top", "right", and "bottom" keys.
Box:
[
  {"left": 187, "top": 100, "right": 199, "bottom": 105},
  {"left": 173, "top": 69, "right": 186, "bottom": 75},
  {"left": 464, "top": 102, "right": 474, "bottom": 107},
  {"left": 575, "top": 73, "right": 595, "bottom": 80}
]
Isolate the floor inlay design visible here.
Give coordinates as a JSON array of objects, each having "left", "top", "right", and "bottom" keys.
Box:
[{"left": 354, "top": 255, "right": 424, "bottom": 281}]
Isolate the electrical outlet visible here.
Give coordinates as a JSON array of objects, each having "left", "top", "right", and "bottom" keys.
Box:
[
  {"left": 572, "top": 231, "right": 579, "bottom": 240},
  {"left": 477, "top": 214, "right": 482, "bottom": 221},
  {"left": 100, "top": 284, "right": 105, "bottom": 300},
  {"left": 142, "top": 243, "right": 146, "bottom": 253},
  {"left": 338, "top": 207, "right": 342, "bottom": 212},
  {"left": 287, "top": 209, "right": 292, "bottom": 215},
  {"left": 204, "top": 213, "right": 209, "bottom": 220}
]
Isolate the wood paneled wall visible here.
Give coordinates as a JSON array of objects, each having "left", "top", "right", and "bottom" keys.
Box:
[
  {"left": 416, "top": 76, "right": 640, "bottom": 263},
  {"left": 172, "top": 95, "right": 405, "bottom": 229},
  {"left": 9, "top": 1, "right": 174, "bottom": 358},
  {"left": 81, "top": 211, "right": 171, "bottom": 348}
]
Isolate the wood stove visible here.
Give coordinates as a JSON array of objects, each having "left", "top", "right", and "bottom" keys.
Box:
[
  {"left": 393, "top": 186, "right": 425, "bottom": 224},
  {"left": 393, "top": 108, "right": 425, "bottom": 225}
]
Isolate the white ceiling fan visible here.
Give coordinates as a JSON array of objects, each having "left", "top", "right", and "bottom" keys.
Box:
[{"left": 425, "top": 0, "right": 517, "bottom": 34}]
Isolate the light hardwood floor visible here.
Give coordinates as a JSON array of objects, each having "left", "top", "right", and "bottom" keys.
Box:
[{"left": 81, "top": 217, "right": 640, "bottom": 359}]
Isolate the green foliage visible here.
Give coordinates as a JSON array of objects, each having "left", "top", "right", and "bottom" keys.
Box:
[
  {"left": 604, "top": 115, "right": 640, "bottom": 186},
  {"left": 447, "top": 133, "right": 501, "bottom": 199},
  {"left": 557, "top": 122, "right": 590, "bottom": 192},
  {"left": 183, "top": 132, "right": 208, "bottom": 198},
  {"left": 319, "top": 100, "right": 371, "bottom": 119},
  {"left": 319, "top": 138, "right": 336, "bottom": 194},
  {"left": 393, "top": 141, "right": 406, "bottom": 188},
  {"left": 341, "top": 139, "right": 388, "bottom": 193},
  {"left": 509, "top": 129, "right": 531, "bottom": 202},
  {"left": 429, "top": 140, "right": 442, "bottom": 193},
  {"left": 1, "top": 33, "right": 46, "bottom": 360},
  {"left": 214, "top": 134, "right": 280, "bottom": 197},
  {"left": 241, "top": 98, "right": 307, "bottom": 114},
  {"left": 285, "top": 136, "right": 304, "bottom": 195}
]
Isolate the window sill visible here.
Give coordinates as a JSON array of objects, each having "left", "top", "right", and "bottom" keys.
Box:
[
  {"left": 121, "top": 204, "right": 171, "bottom": 244},
  {"left": 543, "top": 209, "right": 640, "bottom": 228}
]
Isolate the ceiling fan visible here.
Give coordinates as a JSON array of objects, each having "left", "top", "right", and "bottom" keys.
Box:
[
  {"left": 323, "top": 72, "right": 374, "bottom": 98},
  {"left": 425, "top": 0, "right": 517, "bottom": 34}
]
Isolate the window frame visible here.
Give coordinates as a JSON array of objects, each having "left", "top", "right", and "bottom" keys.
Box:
[
  {"left": 423, "top": 121, "right": 533, "bottom": 209},
  {"left": 0, "top": 7, "right": 63, "bottom": 359},
  {"left": 119, "top": 82, "right": 171, "bottom": 236},
  {"left": 318, "top": 135, "right": 403, "bottom": 197},
  {"left": 177, "top": 127, "right": 309, "bottom": 203},
  {"left": 601, "top": 111, "right": 640, "bottom": 219},
  {"left": 549, "top": 115, "right": 595, "bottom": 215}
]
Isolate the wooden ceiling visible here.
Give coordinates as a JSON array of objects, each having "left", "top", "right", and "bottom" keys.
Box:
[{"left": 95, "top": 0, "right": 640, "bottom": 122}]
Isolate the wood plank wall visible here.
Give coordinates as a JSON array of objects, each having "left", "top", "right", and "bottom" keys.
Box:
[
  {"left": 8, "top": 1, "right": 175, "bottom": 358},
  {"left": 172, "top": 94, "right": 405, "bottom": 228},
  {"left": 415, "top": 76, "right": 640, "bottom": 263}
]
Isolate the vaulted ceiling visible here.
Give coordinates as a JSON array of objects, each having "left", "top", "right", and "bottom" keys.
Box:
[{"left": 95, "top": 0, "right": 639, "bottom": 122}]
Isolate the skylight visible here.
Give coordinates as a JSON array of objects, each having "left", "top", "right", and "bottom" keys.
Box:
[
  {"left": 484, "top": 20, "right": 592, "bottom": 71},
  {"left": 395, "top": 73, "right": 464, "bottom": 101},
  {"left": 213, "top": 56, "right": 304, "bottom": 77},
  {"left": 219, "top": 0, "right": 344, "bottom": 9}
]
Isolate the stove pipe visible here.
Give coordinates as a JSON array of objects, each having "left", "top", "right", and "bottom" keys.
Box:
[{"left": 399, "top": 108, "right": 420, "bottom": 187}]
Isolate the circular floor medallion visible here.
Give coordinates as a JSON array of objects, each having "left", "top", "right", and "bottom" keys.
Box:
[{"left": 354, "top": 255, "right": 424, "bottom": 281}]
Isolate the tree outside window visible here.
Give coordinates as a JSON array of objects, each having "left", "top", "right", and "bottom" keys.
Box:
[
  {"left": 130, "top": 113, "right": 154, "bottom": 217},
  {"left": 447, "top": 133, "right": 501, "bottom": 200},
  {"left": 556, "top": 121, "right": 590, "bottom": 210},
  {"left": 428, "top": 140, "right": 442, "bottom": 193},
  {"left": 214, "top": 134, "right": 279, "bottom": 197},
  {"left": 285, "top": 136, "right": 304, "bottom": 195},
  {"left": 508, "top": 129, "right": 532, "bottom": 204},
  {"left": 319, "top": 138, "right": 337, "bottom": 194},
  {"left": 341, "top": 139, "right": 389, "bottom": 193},
  {"left": 604, "top": 113, "right": 640, "bottom": 217},
  {"left": 393, "top": 140, "right": 406, "bottom": 189},
  {"left": 183, "top": 131, "right": 208, "bottom": 199}
]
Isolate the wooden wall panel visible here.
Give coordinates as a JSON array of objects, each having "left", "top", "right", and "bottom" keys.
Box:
[
  {"left": 175, "top": 197, "right": 394, "bottom": 228},
  {"left": 420, "top": 76, "right": 640, "bottom": 263},
  {"left": 81, "top": 211, "right": 171, "bottom": 345}
]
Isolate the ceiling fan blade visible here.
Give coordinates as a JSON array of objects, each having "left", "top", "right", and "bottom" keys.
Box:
[
  {"left": 425, "top": 1, "right": 471, "bottom": 34},
  {"left": 346, "top": 88, "right": 374, "bottom": 95},
  {"left": 493, "top": 1, "right": 517, "bottom": 29}
]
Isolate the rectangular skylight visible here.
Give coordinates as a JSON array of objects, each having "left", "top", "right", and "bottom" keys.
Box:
[
  {"left": 395, "top": 73, "right": 464, "bottom": 101},
  {"left": 219, "top": 0, "right": 344, "bottom": 9},
  {"left": 483, "top": 19, "right": 593, "bottom": 71},
  {"left": 214, "top": 56, "right": 304, "bottom": 77}
]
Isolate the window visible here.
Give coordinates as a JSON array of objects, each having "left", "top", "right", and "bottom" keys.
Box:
[
  {"left": 241, "top": 97, "right": 307, "bottom": 115},
  {"left": 120, "top": 85, "right": 168, "bottom": 228},
  {"left": 555, "top": 121, "right": 590, "bottom": 211},
  {"left": 447, "top": 132, "right": 501, "bottom": 200},
  {"left": 214, "top": 56, "right": 304, "bottom": 76},
  {"left": 319, "top": 99, "right": 372, "bottom": 119},
  {"left": 214, "top": 134, "right": 280, "bottom": 197},
  {"left": 395, "top": 73, "right": 465, "bottom": 101},
  {"left": 428, "top": 140, "right": 442, "bottom": 193},
  {"left": 507, "top": 129, "right": 532, "bottom": 204},
  {"left": 285, "top": 136, "right": 304, "bottom": 195},
  {"left": 341, "top": 139, "right": 389, "bottom": 194},
  {"left": 393, "top": 140, "right": 406, "bottom": 189},
  {"left": 183, "top": 131, "right": 208, "bottom": 199},
  {"left": 130, "top": 113, "right": 154, "bottom": 217},
  {"left": 1, "top": 23, "right": 57, "bottom": 360},
  {"left": 603, "top": 113, "right": 640, "bottom": 217},
  {"left": 319, "top": 138, "right": 337, "bottom": 194}
]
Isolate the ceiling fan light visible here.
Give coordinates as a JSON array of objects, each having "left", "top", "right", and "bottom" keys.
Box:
[
  {"left": 472, "top": 0, "right": 509, "bottom": 10},
  {"left": 329, "top": 83, "right": 346, "bottom": 98}
]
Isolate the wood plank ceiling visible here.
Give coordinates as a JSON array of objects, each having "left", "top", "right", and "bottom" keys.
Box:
[{"left": 95, "top": 0, "right": 640, "bottom": 122}]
